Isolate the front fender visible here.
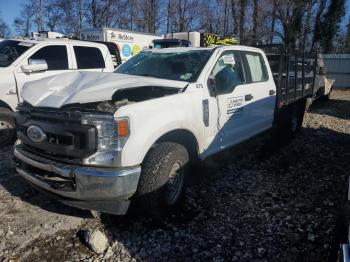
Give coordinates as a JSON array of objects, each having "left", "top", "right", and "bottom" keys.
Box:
[{"left": 115, "top": 91, "right": 205, "bottom": 167}]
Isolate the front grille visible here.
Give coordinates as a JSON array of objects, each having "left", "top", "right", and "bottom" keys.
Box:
[
  {"left": 23, "top": 144, "right": 82, "bottom": 165},
  {"left": 15, "top": 103, "right": 97, "bottom": 164}
]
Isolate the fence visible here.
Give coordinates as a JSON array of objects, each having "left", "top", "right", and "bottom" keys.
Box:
[{"left": 323, "top": 54, "right": 350, "bottom": 88}]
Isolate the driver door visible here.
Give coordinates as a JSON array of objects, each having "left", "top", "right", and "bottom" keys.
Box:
[{"left": 208, "top": 50, "right": 253, "bottom": 149}]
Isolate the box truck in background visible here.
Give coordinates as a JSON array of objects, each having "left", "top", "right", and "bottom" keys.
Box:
[{"left": 81, "top": 27, "right": 162, "bottom": 62}]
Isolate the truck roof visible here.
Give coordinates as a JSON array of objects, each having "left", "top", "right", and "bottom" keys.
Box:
[
  {"left": 8, "top": 38, "right": 106, "bottom": 46},
  {"left": 146, "top": 45, "right": 264, "bottom": 53}
]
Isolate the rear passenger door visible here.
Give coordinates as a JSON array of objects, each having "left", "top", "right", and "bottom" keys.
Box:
[
  {"left": 240, "top": 51, "right": 276, "bottom": 134},
  {"left": 72, "top": 46, "right": 106, "bottom": 72}
]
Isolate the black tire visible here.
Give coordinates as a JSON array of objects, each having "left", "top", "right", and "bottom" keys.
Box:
[
  {"left": 133, "top": 142, "right": 189, "bottom": 217},
  {"left": 275, "top": 100, "right": 306, "bottom": 142},
  {"left": 0, "top": 107, "right": 16, "bottom": 147}
]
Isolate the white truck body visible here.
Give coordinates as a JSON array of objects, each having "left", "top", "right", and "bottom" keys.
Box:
[
  {"left": 14, "top": 45, "right": 308, "bottom": 215},
  {"left": 81, "top": 27, "right": 162, "bottom": 62}
]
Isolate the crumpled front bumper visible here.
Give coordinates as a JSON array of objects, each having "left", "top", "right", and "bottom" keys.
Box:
[{"left": 14, "top": 146, "right": 141, "bottom": 215}]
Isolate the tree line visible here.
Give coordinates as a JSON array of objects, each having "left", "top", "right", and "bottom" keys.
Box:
[{"left": 0, "top": 0, "right": 349, "bottom": 53}]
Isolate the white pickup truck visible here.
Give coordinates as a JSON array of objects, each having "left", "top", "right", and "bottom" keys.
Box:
[
  {"left": 14, "top": 45, "right": 316, "bottom": 216},
  {"left": 0, "top": 38, "right": 115, "bottom": 146}
]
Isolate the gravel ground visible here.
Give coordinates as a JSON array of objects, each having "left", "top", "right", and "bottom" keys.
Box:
[{"left": 0, "top": 90, "right": 349, "bottom": 262}]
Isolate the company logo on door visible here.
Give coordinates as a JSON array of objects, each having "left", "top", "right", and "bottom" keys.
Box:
[
  {"left": 110, "top": 32, "right": 134, "bottom": 42},
  {"left": 227, "top": 96, "right": 244, "bottom": 118}
]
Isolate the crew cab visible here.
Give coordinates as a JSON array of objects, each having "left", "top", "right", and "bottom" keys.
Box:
[
  {"left": 0, "top": 38, "right": 115, "bottom": 146},
  {"left": 14, "top": 45, "right": 316, "bottom": 216}
]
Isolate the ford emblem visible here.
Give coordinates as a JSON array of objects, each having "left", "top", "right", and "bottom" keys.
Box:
[{"left": 27, "top": 125, "right": 47, "bottom": 143}]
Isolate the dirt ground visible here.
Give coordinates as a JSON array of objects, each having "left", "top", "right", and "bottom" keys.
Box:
[{"left": 0, "top": 90, "right": 349, "bottom": 262}]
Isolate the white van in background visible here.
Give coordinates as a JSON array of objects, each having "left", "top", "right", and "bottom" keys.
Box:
[{"left": 0, "top": 38, "right": 115, "bottom": 146}]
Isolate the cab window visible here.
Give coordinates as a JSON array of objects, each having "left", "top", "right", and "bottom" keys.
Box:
[
  {"left": 74, "top": 46, "right": 105, "bottom": 69},
  {"left": 242, "top": 52, "right": 268, "bottom": 83},
  {"left": 210, "top": 51, "right": 245, "bottom": 95},
  {"left": 29, "top": 45, "right": 68, "bottom": 70}
]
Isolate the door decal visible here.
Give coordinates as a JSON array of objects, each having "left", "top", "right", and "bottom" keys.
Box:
[{"left": 227, "top": 96, "right": 244, "bottom": 118}]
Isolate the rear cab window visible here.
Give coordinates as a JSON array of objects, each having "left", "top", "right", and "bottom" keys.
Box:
[
  {"left": 73, "top": 46, "right": 105, "bottom": 69},
  {"left": 241, "top": 52, "right": 269, "bottom": 83},
  {"left": 29, "top": 45, "right": 69, "bottom": 70}
]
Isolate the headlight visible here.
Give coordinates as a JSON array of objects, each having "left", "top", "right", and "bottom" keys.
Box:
[{"left": 81, "top": 113, "right": 130, "bottom": 167}]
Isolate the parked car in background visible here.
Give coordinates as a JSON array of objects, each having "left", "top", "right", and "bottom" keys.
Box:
[{"left": 0, "top": 38, "right": 115, "bottom": 146}]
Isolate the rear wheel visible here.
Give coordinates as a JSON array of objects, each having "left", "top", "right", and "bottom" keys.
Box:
[
  {"left": 0, "top": 108, "right": 16, "bottom": 147},
  {"left": 134, "top": 142, "right": 189, "bottom": 217},
  {"left": 275, "top": 100, "right": 306, "bottom": 141}
]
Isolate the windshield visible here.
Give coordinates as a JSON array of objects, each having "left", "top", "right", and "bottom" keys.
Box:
[
  {"left": 0, "top": 40, "right": 34, "bottom": 67},
  {"left": 115, "top": 49, "right": 213, "bottom": 82}
]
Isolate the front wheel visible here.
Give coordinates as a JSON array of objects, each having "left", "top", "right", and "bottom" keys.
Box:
[
  {"left": 134, "top": 142, "right": 189, "bottom": 217},
  {"left": 0, "top": 108, "right": 16, "bottom": 147}
]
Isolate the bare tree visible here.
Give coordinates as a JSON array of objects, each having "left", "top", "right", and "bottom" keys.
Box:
[
  {"left": 252, "top": 0, "right": 258, "bottom": 42},
  {"left": 345, "top": 19, "right": 350, "bottom": 52},
  {"left": 269, "top": 0, "right": 276, "bottom": 43},
  {"left": 0, "top": 13, "right": 10, "bottom": 38},
  {"left": 239, "top": 0, "right": 247, "bottom": 44},
  {"left": 13, "top": 1, "right": 37, "bottom": 36},
  {"left": 45, "top": 0, "right": 62, "bottom": 31},
  {"left": 231, "top": 0, "right": 238, "bottom": 35},
  {"left": 311, "top": 0, "right": 328, "bottom": 50}
]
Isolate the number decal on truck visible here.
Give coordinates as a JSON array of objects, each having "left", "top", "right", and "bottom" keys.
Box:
[{"left": 227, "top": 97, "right": 244, "bottom": 118}]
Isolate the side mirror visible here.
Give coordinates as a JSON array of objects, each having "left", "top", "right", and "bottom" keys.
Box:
[
  {"left": 207, "top": 75, "right": 217, "bottom": 97},
  {"left": 21, "top": 59, "right": 48, "bottom": 73}
]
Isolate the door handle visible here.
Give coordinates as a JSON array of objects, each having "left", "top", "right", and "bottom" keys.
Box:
[
  {"left": 269, "top": 90, "right": 276, "bottom": 96},
  {"left": 245, "top": 94, "right": 253, "bottom": 101}
]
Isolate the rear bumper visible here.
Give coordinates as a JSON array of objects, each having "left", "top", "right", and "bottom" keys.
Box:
[{"left": 14, "top": 146, "right": 141, "bottom": 215}]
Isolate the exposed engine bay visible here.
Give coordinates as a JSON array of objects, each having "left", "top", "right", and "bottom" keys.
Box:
[{"left": 61, "top": 85, "right": 181, "bottom": 113}]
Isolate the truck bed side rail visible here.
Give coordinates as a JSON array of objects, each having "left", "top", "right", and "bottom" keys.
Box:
[{"left": 256, "top": 44, "right": 317, "bottom": 106}]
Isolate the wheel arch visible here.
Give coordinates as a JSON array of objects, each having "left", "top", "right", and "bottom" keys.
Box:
[
  {"left": 147, "top": 129, "right": 200, "bottom": 164},
  {"left": 0, "top": 100, "right": 13, "bottom": 111}
]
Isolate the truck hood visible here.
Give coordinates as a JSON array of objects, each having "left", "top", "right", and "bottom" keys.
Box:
[{"left": 21, "top": 71, "right": 188, "bottom": 108}]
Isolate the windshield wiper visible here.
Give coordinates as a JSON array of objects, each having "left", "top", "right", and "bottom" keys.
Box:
[{"left": 138, "top": 73, "right": 156, "bottom": 78}]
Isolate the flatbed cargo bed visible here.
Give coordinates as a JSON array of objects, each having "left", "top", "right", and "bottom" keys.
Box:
[{"left": 257, "top": 44, "right": 317, "bottom": 107}]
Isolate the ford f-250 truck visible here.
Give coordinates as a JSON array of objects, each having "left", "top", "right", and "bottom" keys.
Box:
[{"left": 14, "top": 45, "right": 316, "bottom": 216}]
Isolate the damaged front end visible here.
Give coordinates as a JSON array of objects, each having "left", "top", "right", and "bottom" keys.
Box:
[
  {"left": 14, "top": 75, "right": 185, "bottom": 214},
  {"left": 14, "top": 100, "right": 141, "bottom": 214}
]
